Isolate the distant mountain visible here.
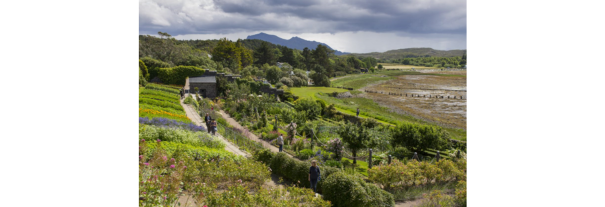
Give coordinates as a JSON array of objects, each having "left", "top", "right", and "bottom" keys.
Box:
[
  {"left": 352, "top": 48, "right": 465, "bottom": 60},
  {"left": 246, "top": 33, "right": 349, "bottom": 55}
]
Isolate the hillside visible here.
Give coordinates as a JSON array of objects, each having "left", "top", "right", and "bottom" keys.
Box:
[
  {"left": 246, "top": 33, "right": 349, "bottom": 55},
  {"left": 353, "top": 48, "right": 465, "bottom": 60}
]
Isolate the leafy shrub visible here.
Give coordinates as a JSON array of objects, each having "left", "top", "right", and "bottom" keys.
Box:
[
  {"left": 279, "top": 77, "right": 294, "bottom": 87},
  {"left": 322, "top": 171, "right": 395, "bottom": 207},
  {"left": 361, "top": 118, "right": 379, "bottom": 128},
  {"left": 253, "top": 149, "right": 339, "bottom": 193},
  {"left": 297, "top": 149, "right": 315, "bottom": 160},
  {"left": 391, "top": 123, "right": 450, "bottom": 152},
  {"left": 275, "top": 82, "right": 284, "bottom": 89},
  {"left": 368, "top": 159, "right": 465, "bottom": 190},
  {"left": 139, "top": 59, "right": 149, "bottom": 80},
  {"left": 326, "top": 138, "right": 344, "bottom": 161},
  {"left": 392, "top": 146, "right": 412, "bottom": 160},
  {"left": 294, "top": 98, "right": 321, "bottom": 120}
]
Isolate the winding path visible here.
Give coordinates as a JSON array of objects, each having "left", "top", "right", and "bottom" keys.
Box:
[
  {"left": 180, "top": 96, "right": 249, "bottom": 157},
  {"left": 216, "top": 110, "right": 294, "bottom": 158}
]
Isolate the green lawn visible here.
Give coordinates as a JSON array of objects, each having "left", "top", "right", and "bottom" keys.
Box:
[
  {"left": 341, "top": 157, "right": 369, "bottom": 177},
  {"left": 289, "top": 87, "right": 349, "bottom": 100}
]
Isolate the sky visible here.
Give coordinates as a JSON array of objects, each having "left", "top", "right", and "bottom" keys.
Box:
[{"left": 139, "top": 0, "right": 466, "bottom": 53}]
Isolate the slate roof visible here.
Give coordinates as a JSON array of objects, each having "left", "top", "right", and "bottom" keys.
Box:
[{"left": 189, "top": 76, "right": 216, "bottom": 83}]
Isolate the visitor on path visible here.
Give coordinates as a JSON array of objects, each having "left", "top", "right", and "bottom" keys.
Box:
[
  {"left": 277, "top": 133, "right": 284, "bottom": 152},
  {"left": 356, "top": 108, "right": 360, "bottom": 117},
  {"left": 180, "top": 89, "right": 183, "bottom": 99},
  {"left": 210, "top": 119, "right": 217, "bottom": 136},
  {"left": 308, "top": 160, "right": 321, "bottom": 193},
  {"left": 204, "top": 113, "right": 211, "bottom": 133}
]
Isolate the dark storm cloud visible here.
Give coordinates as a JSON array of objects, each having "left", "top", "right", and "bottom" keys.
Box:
[{"left": 139, "top": 0, "right": 465, "bottom": 36}]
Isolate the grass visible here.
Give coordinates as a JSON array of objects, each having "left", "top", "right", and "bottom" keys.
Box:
[
  {"left": 387, "top": 182, "right": 457, "bottom": 201},
  {"left": 289, "top": 86, "right": 349, "bottom": 100},
  {"left": 341, "top": 157, "right": 369, "bottom": 177}
]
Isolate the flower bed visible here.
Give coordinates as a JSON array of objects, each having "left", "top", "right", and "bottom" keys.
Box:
[
  {"left": 139, "top": 108, "right": 191, "bottom": 123},
  {"left": 139, "top": 117, "right": 203, "bottom": 132},
  {"left": 139, "top": 125, "right": 224, "bottom": 149}
]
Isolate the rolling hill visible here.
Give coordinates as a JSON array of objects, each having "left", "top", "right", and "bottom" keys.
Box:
[{"left": 352, "top": 48, "right": 466, "bottom": 60}]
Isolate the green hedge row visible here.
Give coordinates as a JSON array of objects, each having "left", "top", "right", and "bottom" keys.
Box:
[
  {"left": 140, "top": 57, "right": 172, "bottom": 80},
  {"left": 145, "top": 83, "right": 180, "bottom": 94},
  {"left": 323, "top": 172, "right": 395, "bottom": 207},
  {"left": 139, "top": 97, "right": 184, "bottom": 111},
  {"left": 158, "top": 66, "right": 206, "bottom": 85},
  {"left": 254, "top": 149, "right": 394, "bottom": 206},
  {"left": 253, "top": 149, "right": 339, "bottom": 193}
]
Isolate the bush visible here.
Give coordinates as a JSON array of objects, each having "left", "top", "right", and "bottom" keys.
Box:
[
  {"left": 294, "top": 98, "right": 321, "bottom": 120},
  {"left": 392, "top": 146, "right": 411, "bottom": 160},
  {"left": 253, "top": 149, "right": 339, "bottom": 193},
  {"left": 139, "top": 125, "right": 225, "bottom": 149},
  {"left": 322, "top": 171, "right": 395, "bottom": 207},
  {"left": 279, "top": 77, "right": 294, "bottom": 87},
  {"left": 297, "top": 149, "right": 315, "bottom": 160},
  {"left": 391, "top": 123, "right": 450, "bottom": 152},
  {"left": 275, "top": 82, "right": 284, "bottom": 89}
]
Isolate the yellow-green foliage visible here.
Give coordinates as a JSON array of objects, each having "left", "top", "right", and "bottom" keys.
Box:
[{"left": 158, "top": 66, "right": 206, "bottom": 85}]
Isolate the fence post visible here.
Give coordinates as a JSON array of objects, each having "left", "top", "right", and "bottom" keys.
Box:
[
  {"left": 388, "top": 155, "right": 392, "bottom": 165},
  {"left": 435, "top": 151, "right": 440, "bottom": 162},
  {"left": 412, "top": 152, "right": 419, "bottom": 161},
  {"left": 368, "top": 149, "right": 373, "bottom": 169}
]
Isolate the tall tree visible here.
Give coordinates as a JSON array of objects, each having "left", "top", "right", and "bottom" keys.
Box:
[
  {"left": 301, "top": 47, "right": 313, "bottom": 71},
  {"left": 254, "top": 42, "right": 276, "bottom": 66},
  {"left": 212, "top": 38, "right": 242, "bottom": 70}
]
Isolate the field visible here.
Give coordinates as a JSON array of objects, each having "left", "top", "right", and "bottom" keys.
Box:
[
  {"left": 362, "top": 70, "right": 467, "bottom": 130},
  {"left": 289, "top": 86, "right": 349, "bottom": 100}
]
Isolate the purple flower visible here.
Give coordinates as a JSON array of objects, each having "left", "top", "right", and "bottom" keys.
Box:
[
  {"left": 183, "top": 166, "right": 187, "bottom": 169},
  {"left": 170, "top": 165, "right": 175, "bottom": 168},
  {"left": 157, "top": 139, "right": 161, "bottom": 142},
  {"left": 162, "top": 156, "right": 167, "bottom": 161},
  {"left": 170, "top": 158, "right": 175, "bottom": 162},
  {"left": 144, "top": 163, "right": 149, "bottom": 166},
  {"left": 139, "top": 155, "right": 143, "bottom": 160}
]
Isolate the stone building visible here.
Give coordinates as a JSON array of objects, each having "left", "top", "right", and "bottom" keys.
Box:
[{"left": 187, "top": 76, "right": 217, "bottom": 98}]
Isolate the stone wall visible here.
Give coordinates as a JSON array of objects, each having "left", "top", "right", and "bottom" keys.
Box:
[
  {"left": 189, "top": 82, "right": 217, "bottom": 99},
  {"left": 259, "top": 85, "right": 284, "bottom": 96}
]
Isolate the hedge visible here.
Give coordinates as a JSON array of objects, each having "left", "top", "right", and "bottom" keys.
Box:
[
  {"left": 253, "top": 149, "right": 339, "bottom": 193},
  {"left": 157, "top": 66, "right": 206, "bottom": 85},
  {"left": 140, "top": 57, "right": 171, "bottom": 79},
  {"left": 323, "top": 172, "right": 395, "bottom": 207}
]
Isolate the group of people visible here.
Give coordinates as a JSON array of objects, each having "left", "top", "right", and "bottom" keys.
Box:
[{"left": 204, "top": 113, "right": 217, "bottom": 135}]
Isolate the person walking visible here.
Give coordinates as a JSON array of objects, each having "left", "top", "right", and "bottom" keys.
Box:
[
  {"left": 277, "top": 133, "right": 284, "bottom": 152},
  {"left": 212, "top": 120, "right": 218, "bottom": 136},
  {"left": 356, "top": 108, "right": 360, "bottom": 117},
  {"left": 204, "top": 113, "right": 211, "bottom": 133},
  {"left": 308, "top": 160, "right": 321, "bottom": 194}
]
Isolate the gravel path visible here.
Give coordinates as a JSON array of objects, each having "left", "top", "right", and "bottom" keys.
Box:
[
  {"left": 180, "top": 96, "right": 249, "bottom": 157},
  {"left": 216, "top": 110, "right": 293, "bottom": 158}
]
